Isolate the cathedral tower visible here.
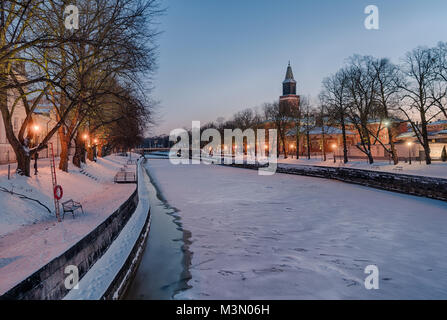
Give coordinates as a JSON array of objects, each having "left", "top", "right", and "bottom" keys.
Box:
[{"left": 279, "top": 62, "right": 300, "bottom": 115}]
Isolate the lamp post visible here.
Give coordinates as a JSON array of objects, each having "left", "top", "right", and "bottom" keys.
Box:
[
  {"left": 407, "top": 141, "right": 412, "bottom": 165},
  {"left": 289, "top": 144, "right": 294, "bottom": 159},
  {"left": 332, "top": 143, "right": 337, "bottom": 163}
]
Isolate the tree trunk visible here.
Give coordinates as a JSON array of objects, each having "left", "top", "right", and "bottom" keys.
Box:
[
  {"left": 58, "top": 127, "right": 70, "bottom": 171},
  {"left": 72, "top": 132, "right": 84, "bottom": 168},
  {"left": 87, "top": 146, "right": 94, "bottom": 161},
  {"left": 15, "top": 149, "right": 31, "bottom": 176},
  {"left": 420, "top": 111, "right": 432, "bottom": 165},
  {"left": 73, "top": 152, "right": 81, "bottom": 168},
  {"left": 387, "top": 128, "right": 398, "bottom": 165},
  {"left": 97, "top": 143, "right": 103, "bottom": 157},
  {"left": 281, "top": 129, "right": 287, "bottom": 159},
  {"left": 322, "top": 132, "right": 326, "bottom": 161},
  {"left": 340, "top": 116, "right": 348, "bottom": 163},
  {"left": 367, "top": 149, "right": 374, "bottom": 164},
  {"left": 0, "top": 82, "right": 32, "bottom": 176},
  {"left": 306, "top": 131, "right": 311, "bottom": 160}
]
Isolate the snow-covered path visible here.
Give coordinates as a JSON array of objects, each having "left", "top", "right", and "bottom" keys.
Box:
[{"left": 146, "top": 159, "right": 447, "bottom": 299}]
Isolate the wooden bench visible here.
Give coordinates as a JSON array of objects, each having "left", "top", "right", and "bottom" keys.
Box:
[
  {"left": 62, "top": 199, "right": 84, "bottom": 219},
  {"left": 393, "top": 166, "right": 403, "bottom": 172}
]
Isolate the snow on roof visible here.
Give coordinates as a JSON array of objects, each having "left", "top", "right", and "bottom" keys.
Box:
[
  {"left": 429, "top": 129, "right": 447, "bottom": 136},
  {"left": 429, "top": 120, "right": 447, "bottom": 126},
  {"left": 396, "top": 131, "right": 416, "bottom": 139}
]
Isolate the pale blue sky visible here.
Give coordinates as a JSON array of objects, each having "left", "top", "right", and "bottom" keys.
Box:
[{"left": 149, "top": 0, "right": 447, "bottom": 135}]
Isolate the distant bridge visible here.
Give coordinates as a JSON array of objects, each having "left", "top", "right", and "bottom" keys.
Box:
[{"left": 135, "top": 148, "right": 171, "bottom": 155}]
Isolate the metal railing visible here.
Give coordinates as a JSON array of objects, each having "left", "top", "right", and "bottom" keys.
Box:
[{"left": 114, "top": 171, "right": 136, "bottom": 183}]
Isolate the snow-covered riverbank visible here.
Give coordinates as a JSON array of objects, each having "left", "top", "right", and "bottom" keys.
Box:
[
  {"left": 277, "top": 156, "right": 447, "bottom": 179},
  {"left": 0, "top": 155, "right": 136, "bottom": 294},
  {"left": 146, "top": 159, "right": 447, "bottom": 299}
]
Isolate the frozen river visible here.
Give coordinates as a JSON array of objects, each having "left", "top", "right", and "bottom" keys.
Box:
[{"left": 133, "top": 159, "right": 447, "bottom": 299}]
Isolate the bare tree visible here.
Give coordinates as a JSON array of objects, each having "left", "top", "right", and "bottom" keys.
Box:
[
  {"left": 432, "top": 42, "right": 447, "bottom": 119},
  {"left": 0, "top": 1, "right": 77, "bottom": 175},
  {"left": 345, "top": 56, "right": 379, "bottom": 164},
  {"left": 0, "top": 0, "right": 161, "bottom": 175},
  {"left": 289, "top": 97, "right": 302, "bottom": 159},
  {"left": 320, "top": 70, "right": 350, "bottom": 163},
  {"left": 300, "top": 97, "right": 315, "bottom": 160},
  {"left": 371, "top": 58, "right": 402, "bottom": 164},
  {"left": 399, "top": 46, "right": 441, "bottom": 164},
  {"left": 264, "top": 102, "right": 290, "bottom": 158}
]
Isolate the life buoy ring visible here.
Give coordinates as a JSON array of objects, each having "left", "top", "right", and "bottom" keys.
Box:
[{"left": 54, "top": 185, "right": 63, "bottom": 200}]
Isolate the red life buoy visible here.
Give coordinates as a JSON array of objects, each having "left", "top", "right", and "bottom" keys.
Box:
[{"left": 54, "top": 185, "right": 63, "bottom": 200}]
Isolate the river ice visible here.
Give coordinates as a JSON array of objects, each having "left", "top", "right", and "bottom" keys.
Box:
[{"left": 146, "top": 159, "right": 447, "bottom": 299}]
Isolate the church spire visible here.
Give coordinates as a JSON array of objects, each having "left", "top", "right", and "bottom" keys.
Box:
[
  {"left": 284, "top": 61, "right": 295, "bottom": 82},
  {"left": 282, "top": 62, "right": 296, "bottom": 95}
]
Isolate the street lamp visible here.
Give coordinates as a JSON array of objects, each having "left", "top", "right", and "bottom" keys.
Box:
[
  {"left": 289, "top": 144, "right": 294, "bottom": 159},
  {"left": 407, "top": 141, "right": 412, "bottom": 164},
  {"left": 332, "top": 143, "right": 337, "bottom": 163}
]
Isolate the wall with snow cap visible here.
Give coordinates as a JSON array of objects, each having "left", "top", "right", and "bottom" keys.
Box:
[
  {"left": 2, "top": 180, "right": 139, "bottom": 300},
  {"left": 229, "top": 163, "right": 447, "bottom": 202},
  {"left": 64, "top": 158, "right": 152, "bottom": 300}
]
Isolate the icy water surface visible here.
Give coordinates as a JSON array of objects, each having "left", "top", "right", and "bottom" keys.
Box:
[{"left": 124, "top": 160, "right": 191, "bottom": 299}]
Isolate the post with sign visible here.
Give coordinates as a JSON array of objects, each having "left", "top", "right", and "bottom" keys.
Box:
[{"left": 49, "top": 143, "right": 63, "bottom": 222}]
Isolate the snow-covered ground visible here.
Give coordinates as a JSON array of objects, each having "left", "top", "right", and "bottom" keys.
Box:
[
  {"left": 277, "top": 156, "right": 447, "bottom": 179},
  {"left": 146, "top": 159, "right": 447, "bottom": 299},
  {"left": 0, "top": 155, "right": 136, "bottom": 294}
]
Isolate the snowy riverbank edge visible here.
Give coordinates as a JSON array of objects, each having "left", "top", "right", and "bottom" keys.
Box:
[
  {"left": 224, "top": 162, "right": 447, "bottom": 202},
  {"left": 63, "top": 158, "right": 151, "bottom": 300}
]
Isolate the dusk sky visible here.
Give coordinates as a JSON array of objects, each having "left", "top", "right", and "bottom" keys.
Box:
[{"left": 149, "top": 0, "right": 447, "bottom": 136}]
